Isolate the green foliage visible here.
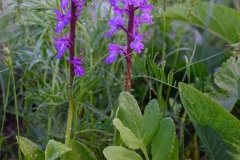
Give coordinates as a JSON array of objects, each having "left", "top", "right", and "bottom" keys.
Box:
[
  {"left": 65, "top": 140, "right": 97, "bottom": 160},
  {"left": 1, "top": 0, "right": 240, "bottom": 159},
  {"left": 164, "top": 2, "right": 240, "bottom": 43},
  {"left": 45, "top": 140, "right": 71, "bottom": 160},
  {"left": 141, "top": 99, "right": 162, "bottom": 146},
  {"left": 103, "top": 146, "right": 143, "bottom": 160},
  {"left": 117, "top": 92, "right": 143, "bottom": 138},
  {"left": 169, "top": 137, "right": 179, "bottom": 160},
  {"left": 104, "top": 92, "right": 177, "bottom": 160},
  {"left": 17, "top": 136, "right": 44, "bottom": 160},
  {"left": 179, "top": 83, "right": 240, "bottom": 159},
  {"left": 151, "top": 117, "right": 176, "bottom": 160},
  {"left": 17, "top": 137, "right": 96, "bottom": 160},
  {"left": 207, "top": 55, "right": 240, "bottom": 111},
  {"left": 113, "top": 118, "right": 143, "bottom": 150}
]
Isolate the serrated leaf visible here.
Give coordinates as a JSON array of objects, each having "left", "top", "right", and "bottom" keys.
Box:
[
  {"left": 117, "top": 91, "right": 143, "bottom": 138},
  {"left": 151, "top": 117, "right": 176, "bottom": 160},
  {"left": 65, "top": 140, "right": 97, "bottom": 160},
  {"left": 207, "top": 56, "right": 240, "bottom": 110},
  {"left": 17, "top": 136, "right": 44, "bottom": 160},
  {"left": 141, "top": 99, "right": 161, "bottom": 146},
  {"left": 179, "top": 83, "right": 240, "bottom": 159},
  {"left": 164, "top": 2, "right": 240, "bottom": 43},
  {"left": 45, "top": 140, "right": 71, "bottom": 160},
  {"left": 113, "top": 118, "right": 142, "bottom": 150},
  {"left": 103, "top": 146, "right": 143, "bottom": 160}
]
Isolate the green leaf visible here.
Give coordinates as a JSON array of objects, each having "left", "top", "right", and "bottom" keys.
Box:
[
  {"left": 113, "top": 118, "right": 142, "bottom": 150},
  {"left": 117, "top": 91, "right": 143, "bottom": 138},
  {"left": 164, "top": 2, "right": 240, "bottom": 43},
  {"left": 103, "top": 146, "right": 143, "bottom": 160},
  {"left": 141, "top": 99, "right": 161, "bottom": 146},
  {"left": 65, "top": 140, "right": 97, "bottom": 160},
  {"left": 151, "top": 117, "right": 176, "bottom": 160},
  {"left": 45, "top": 140, "right": 71, "bottom": 160},
  {"left": 17, "top": 136, "right": 44, "bottom": 160},
  {"left": 169, "top": 136, "right": 179, "bottom": 160},
  {"left": 207, "top": 56, "right": 240, "bottom": 110},
  {"left": 179, "top": 83, "right": 240, "bottom": 159},
  {"left": 167, "top": 69, "right": 174, "bottom": 85}
]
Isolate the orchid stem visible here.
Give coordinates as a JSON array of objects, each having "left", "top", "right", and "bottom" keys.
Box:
[
  {"left": 125, "top": 5, "right": 134, "bottom": 92},
  {"left": 65, "top": 0, "right": 77, "bottom": 147}
]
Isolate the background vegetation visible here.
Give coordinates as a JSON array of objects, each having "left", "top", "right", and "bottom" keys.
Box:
[{"left": 0, "top": 0, "right": 239, "bottom": 159}]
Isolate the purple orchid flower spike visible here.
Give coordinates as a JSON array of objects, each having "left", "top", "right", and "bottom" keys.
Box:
[
  {"left": 53, "top": 0, "right": 86, "bottom": 78},
  {"left": 106, "top": 0, "right": 153, "bottom": 91}
]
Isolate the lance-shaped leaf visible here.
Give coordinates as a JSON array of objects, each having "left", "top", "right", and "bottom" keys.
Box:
[{"left": 179, "top": 83, "right": 240, "bottom": 159}]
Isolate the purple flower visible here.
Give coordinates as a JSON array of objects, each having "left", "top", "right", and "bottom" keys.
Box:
[
  {"left": 105, "top": 0, "right": 153, "bottom": 63},
  {"left": 61, "top": 0, "right": 69, "bottom": 10},
  {"left": 73, "top": 0, "right": 86, "bottom": 19},
  {"left": 106, "top": 44, "right": 126, "bottom": 64},
  {"left": 74, "top": 66, "right": 85, "bottom": 77},
  {"left": 106, "top": 54, "right": 117, "bottom": 64},
  {"left": 130, "top": 34, "right": 144, "bottom": 53},
  {"left": 105, "top": 16, "right": 125, "bottom": 37},
  {"left": 139, "top": 4, "right": 153, "bottom": 12},
  {"left": 54, "top": 34, "right": 70, "bottom": 59},
  {"left": 54, "top": 9, "right": 71, "bottom": 32},
  {"left": 141, "top": 13, "right": 153, "bottom": 24},
  {"left": 67, "top": 56, "right": 85, "bottom": 77}
]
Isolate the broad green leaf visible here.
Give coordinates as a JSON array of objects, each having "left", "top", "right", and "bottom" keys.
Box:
[
  {"left": 17, "top": 136, "right": 44, "bottom": 160},
  {"left": 117, "top": 91, "right": 143, "bottom": 138},
  {"left": 207, "top": 56, "right": 240, "bottom": 110},
  {"left": 169, "top": 136, "right": 179, "bottom": 160},
  {"left": 45, "top": 140, "right": 71, "bottom": 160},
  {"left": 151, "top": 117, "right": 176, "bottom": 160},
  {"left": 179, "top": 83, "right": 240, "bottom": 159},
  {"left": 65, "top": 140, "right": 97, "bottom": 160},
  {"left": 141, "top": 99, "right": 161, "bottom": 146},
  {"left": 113, "top": 118, "right": 142, "bottom": 150},
  {"left": 164, "top": 2, "right": 240, "bottom": 43},
  {"left": 103, "top": 146, "right": 143, "bottom": 160}
]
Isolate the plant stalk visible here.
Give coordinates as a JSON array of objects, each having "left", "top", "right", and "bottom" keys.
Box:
[
  {"left": 11, "top": 58, "right": 21, "bottom": 159},
  {"left": 125, "top": 5, "right": 134, "bottom": 92},
  {"left": 65, "top": 0, "right": 77, "bottom": 147}
]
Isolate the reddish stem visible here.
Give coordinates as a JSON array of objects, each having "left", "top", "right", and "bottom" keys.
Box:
[
  {"left": 125, "top": 5, "right": 134, "bottom": 92},
  {"left": 69, "top": 1, "right": 77, "bottom": 88}
]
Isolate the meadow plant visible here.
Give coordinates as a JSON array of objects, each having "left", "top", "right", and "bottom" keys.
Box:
[
  {"left": 54, "top": 0, "right": 85, "bottom": 147},
  {"left": 105, "top": 0, "right": 153, "bottom": 92},
  {"left": 1, "top": 0, "right": 240, "bottom": 159}
]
